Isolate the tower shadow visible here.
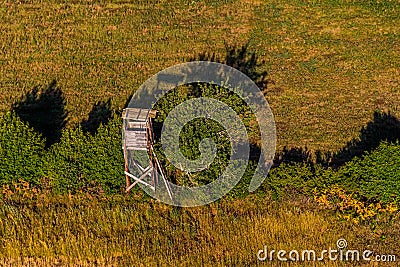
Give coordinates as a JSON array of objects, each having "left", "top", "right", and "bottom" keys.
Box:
[{"left": 12, "top": 80, "right": 68, "bottom": 147}]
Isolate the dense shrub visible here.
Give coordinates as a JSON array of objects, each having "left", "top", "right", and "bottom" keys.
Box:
[
  {"left": 261, "top": 163, "right": 315, "bottom": 199},
  {"left": 1, "top": 107, "right": 399, "bottom": 202},
  {"left": 0, "top": 112, "right": 45, "bottom": 185},
  {"left": 262, "top": 141, "right": 400, "bottom": 204},
  {"left": 44, "top": 126, "right": 88, "bottom": 193},
  {"left": 152, "top": 83, "right": 260, "bottom": 191},
  {"left": 334, "top": 141, "right": 400, "bottom": 204},
  {"left": 44, "top": 115, "right": 124, "bottom": 194},
  {"left": 84, "top": 116, "right": 125, "bottom": 192}
]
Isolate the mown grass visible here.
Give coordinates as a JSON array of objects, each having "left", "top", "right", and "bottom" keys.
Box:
[
  {"left": 1, "top": 0, "right": 399, "bottom": 153},
  {"left": 0, "top": 191, "right": 398, "bottom": 266}
]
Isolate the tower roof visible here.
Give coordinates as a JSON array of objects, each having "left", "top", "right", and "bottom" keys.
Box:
[{"left": 122, "top": 108, "right": 156, "bottom": 121}]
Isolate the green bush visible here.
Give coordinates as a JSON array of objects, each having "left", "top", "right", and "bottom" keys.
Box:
[
  {"left": 2, "top": 104, "right": 399, "bottom": 203},
  {"left": 261, "top": 162, "right": 315, "bottom": 199},
  {"left": 45, "top": 115, "right": 124, "bottom": 194},
  {"left": 44, "top": 125, "right": 90, "bottom": 193},
  {"left": 260, "top": 141, "right": 400, "bottom": 204},
  {"left": 334, "top": 141, "right": 400, "bottom": 204},
  {"left": 0, "top": 112, "right": 45, "bottom": 185},
  {"left": 83, "top": 115, "right": 125, "bottom": 193},
  {"left": 152, "top": 83, "right": 260, "bottom": 193}
]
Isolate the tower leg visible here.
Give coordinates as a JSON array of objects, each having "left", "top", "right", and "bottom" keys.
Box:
[{"left": 125, "top": 163, "right": 131, "bottom": 193}]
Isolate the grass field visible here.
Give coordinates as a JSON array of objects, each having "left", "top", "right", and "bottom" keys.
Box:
[
  {"left": 1, "top": 0, "right": 400, "bottom": 266},
  {"left": 1, "top": 0, "right": 399, "bottom": 153},
  {"left": 0, "top": 191, "right": 399, "bottom": 266}
]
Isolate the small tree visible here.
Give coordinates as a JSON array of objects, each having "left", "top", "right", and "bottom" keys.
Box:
[{"left": 0, "top": 112, "right": 45, "bottom": 185}]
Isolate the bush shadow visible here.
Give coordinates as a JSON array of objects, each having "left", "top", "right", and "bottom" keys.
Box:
[
  {"left": 190, "top": 42, "right": 271, "bottom": 91},
  {"left": 274, "top": 111, "right": 400, "bottom": 168},
  {"left": 329, "top": 110, "right": 400, "bottom": 167},
  {"left": 12, "top": 80, "right": 68, "bottom": 147},
  {"left": 274, "top": 146, "right": 315, "bottom": 166},
  {"left": 189, "top": 42, "right": 272, "bottom": 168},
  {"left": 81, "top": 98, "right": 113, "bottom": 135}
]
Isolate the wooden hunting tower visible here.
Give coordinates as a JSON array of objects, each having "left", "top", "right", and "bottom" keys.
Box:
[{"left": 122, "top": 108, "right": 172, "bottom": 199}]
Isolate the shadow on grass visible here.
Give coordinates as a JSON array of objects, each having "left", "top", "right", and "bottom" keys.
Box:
[
  {"left": 274, "top": 146, "right": 314, "bottom": 166},
  {"left": 329, "top": 110, "right": 400, "bottom": 167},
  {"left": 81, "top": 98, "right": 113, "bottom": 135},
  {"left": 275, "top": 111, "right": 400, "bottom": 168},
  {"left": 12, "top": 80, "right": 68, "bottom": 147},
  {"left": 190, "top": 44, "right": 400, "bottom": 170},
  {"left": 190, "top": 42, "right": 271, "bottom": 91},
  {"left": 190, "top": 42, "right": 274, "bottom": 162}
]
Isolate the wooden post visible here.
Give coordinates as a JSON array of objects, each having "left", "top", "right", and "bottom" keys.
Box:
[{"left": 125, "top": 163, "right": 131, "bottom": 193}]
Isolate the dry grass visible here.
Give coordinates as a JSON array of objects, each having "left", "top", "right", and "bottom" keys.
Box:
[{"left": 0, "top": 192, "right": 398, "bottom": 266}]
